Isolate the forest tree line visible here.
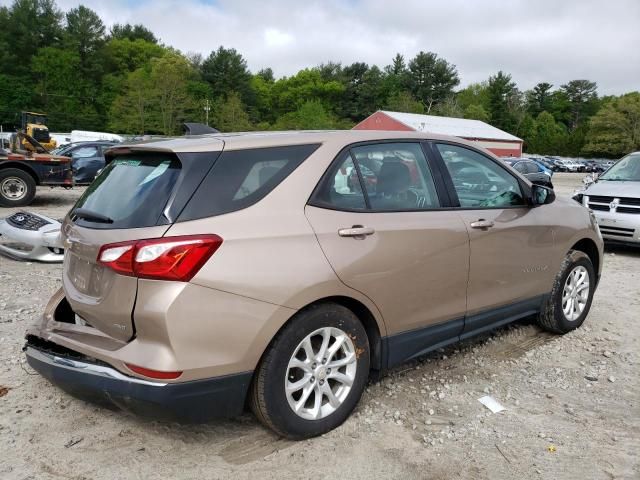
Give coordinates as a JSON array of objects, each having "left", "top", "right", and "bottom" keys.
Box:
[{"left": 1, "top": 0, "right": 638, "bottom": 157}]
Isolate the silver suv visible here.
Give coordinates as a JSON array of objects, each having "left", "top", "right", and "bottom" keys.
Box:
[{"left": 575, "top": 152, "right": 640, "bottom": 245}]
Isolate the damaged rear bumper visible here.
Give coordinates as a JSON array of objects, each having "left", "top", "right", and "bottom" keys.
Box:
[
  {"left": 0, "top": 212, "right": 64, "bottom": 262},
  {"left": 24, "top": 341, "right": 253, "bottom": 422}
]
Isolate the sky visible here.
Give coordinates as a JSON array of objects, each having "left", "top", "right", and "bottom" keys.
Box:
[{"left": 4, "top": 0, "right": 639, "bottom": 95}]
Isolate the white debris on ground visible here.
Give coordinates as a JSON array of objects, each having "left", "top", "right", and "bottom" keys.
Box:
[{"left": 0, "top": 176, "right": 638, "bottom": 480}]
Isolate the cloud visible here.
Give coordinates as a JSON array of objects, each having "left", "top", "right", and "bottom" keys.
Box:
[
  {"left": 264, "top": 28, "right": 294, "bottom": 48},
  {"left": 3, "top": 0, "right": 639, "bottom": 94}
]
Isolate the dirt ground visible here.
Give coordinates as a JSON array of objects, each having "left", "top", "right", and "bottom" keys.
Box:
[{"left": 0, "top": 173, "right": 638, "bottom": 480}]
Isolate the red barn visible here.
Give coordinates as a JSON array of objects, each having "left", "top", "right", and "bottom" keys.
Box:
[{"left": 353, "top": 110, "right": 523, "bottom": 157}]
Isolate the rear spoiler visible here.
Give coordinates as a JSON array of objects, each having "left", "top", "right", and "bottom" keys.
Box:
[{"left": 183, "top": 123, "right": 220, "bottom": 135}]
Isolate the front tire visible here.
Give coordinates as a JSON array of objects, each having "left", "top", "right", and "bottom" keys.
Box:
[
  {"left": 0, "top": 168, "right": 36, "bottom": 207},
  {"left": 538, "top": 250, "right": 595, "bottom": 334},
  {"left": 250, "top": 303, "right": 370, "bottom": 439}
]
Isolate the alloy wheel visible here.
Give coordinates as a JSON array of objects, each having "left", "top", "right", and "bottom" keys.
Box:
[
  {"left": 285, "top": 327, "right": 357, "bottom": 420},
  {"left": 562, "top": 265, "right": 590, "bottom": 321}
]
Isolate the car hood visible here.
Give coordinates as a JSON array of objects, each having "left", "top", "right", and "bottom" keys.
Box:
[{"left": 585, "top": 180, "right": 640, "bottom": 198}]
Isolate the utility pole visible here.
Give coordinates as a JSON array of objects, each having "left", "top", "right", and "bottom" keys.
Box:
[{"left": 203, "top": 99, "right": 211, "bottom": 126}]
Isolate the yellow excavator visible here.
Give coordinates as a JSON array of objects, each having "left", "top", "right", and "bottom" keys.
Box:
[{"left": 20, "top": 111, "right": 57, "bottom": 151}]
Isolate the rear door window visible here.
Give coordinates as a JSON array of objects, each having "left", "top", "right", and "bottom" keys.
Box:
[
  {"left": 311, "top": 142, "right": 441, "bottom": 211},
  {"left": 178, "top": 144, "right": 320, "bottom": 221},
  {"left": 351, "top": 143, "right": 440, "bottom": 210},
  {"left": 72, "top": 153, "right": 181, "bottom": 228},
  {"left": 311, "top": 152, "right": 367, "bottom": 210}
]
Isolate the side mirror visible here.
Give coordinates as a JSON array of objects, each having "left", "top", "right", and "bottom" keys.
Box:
[
  {"left": 583, "top": 174, "right": 595, "bottom": 185},
  {"left": 531, "top": 184, "right": 555, "bottom": 206}
]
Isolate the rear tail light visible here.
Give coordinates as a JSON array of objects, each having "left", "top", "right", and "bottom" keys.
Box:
[{"left": 97, "top": 234, "right": 222, "bottom": 281}]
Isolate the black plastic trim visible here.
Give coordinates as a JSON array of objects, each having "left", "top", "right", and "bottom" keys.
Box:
[
  {"left": 460, "top": 295, "right": 546, "bottom": 339},
  {"left": 25, "top": 343, "right": 252, "bottom": 422},
  {"left": 382, "top": 295, "right": 546, "bottom": 370},
  {"left": 383, "top": 318, "right": 464, "bottom": 368}
]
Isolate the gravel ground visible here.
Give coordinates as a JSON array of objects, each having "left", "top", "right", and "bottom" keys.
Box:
[{"left": 0, "top": 173, "right": 639, "bottom": 480}]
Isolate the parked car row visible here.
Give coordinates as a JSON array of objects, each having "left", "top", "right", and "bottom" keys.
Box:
[
  {"left": 531, "top": 157, "right": 610, "bottom": 173},
  {"left": 503, "top": 158, "right": 553, "bottom": 188}
]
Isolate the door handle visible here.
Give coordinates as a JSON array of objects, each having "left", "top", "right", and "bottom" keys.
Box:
[
  {"left": 470, "top": 219, "right": 495, "bottom": 230},
  {"left": 338, "top": 225, "right": 375, "bottom": 238}
]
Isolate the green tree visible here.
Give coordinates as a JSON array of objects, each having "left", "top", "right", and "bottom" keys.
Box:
[
  {"left": 560, "top": 80, "right": 599, "bottom": 130},
  {"left": 384, "top": 91, "right": 424, "bottom": 114},
  {"left": 63, "top": 5, "right": 106, "bottom": 127},
  {"left": 487, "top": 71, "right": 516, "bottom": 132},
  {"left": 317, "top": 61, "right": 342, "bottom": 82},
  {"left": 201, "top": 47, "right": 254, "bottom": 106},
  {"left": 257, "top": 67, "right": 275, "bottom": 83},
  {"left": 529, "top": 111, "right": 568, "bottom": 154},
  {"left": 109, "top": 67, "right": 153, "bottom": 134},
  {"left": 102, "top": 38, "right": 166, "bottom": 73},
  {"left": 30, "top": 46, "right": 103, "bottom": 130},
  {"left": 527, "top": 82, "right": 553, "bottom": 117},
  {"left": 271, "top": 69, "right": 344, "bottom": 116},
  {"left": 109, "top": 23, "right": 158, "bottom": 43},
  {"left": 463, "top": 104, "right": 490, "bottom": 122},
  {"left": 213, "top": 91, "right": 252, "bottom": 132},
  {"left": 457, "top": 82, "right": 490, "bottom": 111},
  {"left": 250, "top": 74, "right": 275, "bottom": 124},
  {"left": 381, "top": 53, "right": 408, "bottom": 103},
  {"left": 339, "top": 63, "right": 384, "bottom": 121},
  {"left": 65, "top": 6, "right": 105, "bottom": 71},
  {"left": 583, "top": 92, "right": 640, "bottom": 157},
  {"left": 0, "top": 6, "right": 12, "bottom": 70},
  {"left": 274, "top": 100, "right": 337, "bottom": 130},
  {"left": 406, "top": 51, "right": 459, "bottom": 112},
  {"left": 150, "top": 54, "right": 202, "bottom": 135},
  {"left": 2, "top": 0, "right": 63, "bottom": 77},
  {"left": 433, "top": 96, "right": 463, "bottom": 118},
  {"left": 385, "top": 53, "right": 407, "bottom": 76}
]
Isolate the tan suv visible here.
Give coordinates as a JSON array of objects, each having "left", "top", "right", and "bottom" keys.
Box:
[{"left": 25, "top": 131, "right": 603, "bottom": 439}]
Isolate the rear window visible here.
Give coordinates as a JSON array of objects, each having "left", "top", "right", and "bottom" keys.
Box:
[
  {"left": 178, "top": 144, "right": 320, "bottom": 221},
  {"left": 72, "top": 153, "right": 181, "bottom": 229}
]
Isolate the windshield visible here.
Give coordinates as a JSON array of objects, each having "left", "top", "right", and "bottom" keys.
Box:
[
  {"left": 72, "top": 153, "right": 181, "bottom": 228},
  {"left": 599, "top": 153, "right": 640, "bottom": 181}
]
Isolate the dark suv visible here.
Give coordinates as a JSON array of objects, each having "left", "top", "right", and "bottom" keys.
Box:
[{"left": 53, "top": 141, "right": 119, "bottom": 184}]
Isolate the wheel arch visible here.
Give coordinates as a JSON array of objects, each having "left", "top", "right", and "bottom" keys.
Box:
[
  {"left": 570, "top": 238, "right": 600, "bottom": 280},
  {"left": 318, "top": 296, "right": 383, "bottom": 373},
  {"left": 252, "top": 295, "right": 385, "bottom": 388}
]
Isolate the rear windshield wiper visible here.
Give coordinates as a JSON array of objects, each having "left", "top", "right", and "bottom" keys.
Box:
[{"left": 71, "top": 208, "right": 114, "bottom": 224}]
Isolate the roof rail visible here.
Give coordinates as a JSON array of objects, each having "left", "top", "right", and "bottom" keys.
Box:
[{"left": 183, "top": 123, "right": 220, "bottom": 135}]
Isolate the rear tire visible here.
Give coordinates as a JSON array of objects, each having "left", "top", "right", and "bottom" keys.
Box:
[
  {"left": 538, "top": 250, "right": 595, "bottom": 334},
  {"left": 0, "top": 168, "right": 36, "bottom": 207},
  {"left": 250, "top": 303, "right": 370, "bottom": 439}
]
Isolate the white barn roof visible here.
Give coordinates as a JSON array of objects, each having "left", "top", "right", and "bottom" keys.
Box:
[{"left": 380, "top": 110, "right": 522, "bottom": 142}]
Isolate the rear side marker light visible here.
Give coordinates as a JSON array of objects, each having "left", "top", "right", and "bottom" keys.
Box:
[
  {"left": 98, "top": 234, "right": 222, "bottom": 281},
  {"left": 125, "top": 363, "right": 183, "bottom": 380}
]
